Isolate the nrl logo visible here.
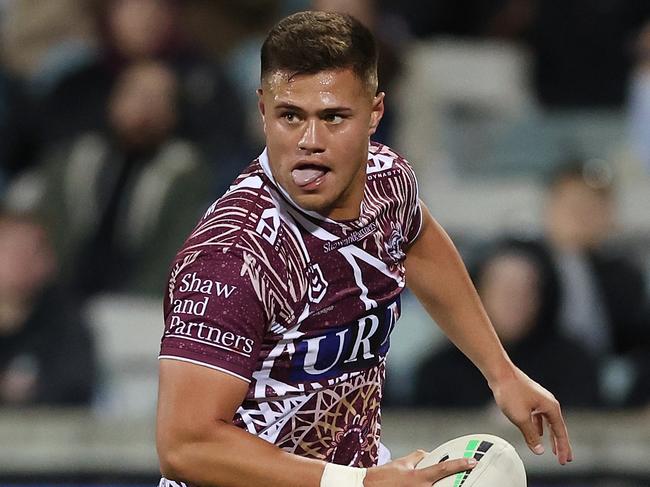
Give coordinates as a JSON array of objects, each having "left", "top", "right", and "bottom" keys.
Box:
[{"left": 307, "top": 263, "right": 328, "bottom": 304}]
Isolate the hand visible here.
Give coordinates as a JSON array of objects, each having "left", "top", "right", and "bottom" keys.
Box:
[
  {"left": 363, "top": 450, "right": 476, "bottom": 487},
  {"left": 489, "top": 367, "right": 573, "bottom": 465}
]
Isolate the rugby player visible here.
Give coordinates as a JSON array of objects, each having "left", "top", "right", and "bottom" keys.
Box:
[{"left": 156, "top": 11, "right": 572, "bottom": 487}]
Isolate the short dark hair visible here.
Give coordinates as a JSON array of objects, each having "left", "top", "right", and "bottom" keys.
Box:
[
  {"left": 261, "top": 10, "right": 378, "bottom": 92},
  {"left": 547, "top": 158, "right": 614, "bottom": 197}
]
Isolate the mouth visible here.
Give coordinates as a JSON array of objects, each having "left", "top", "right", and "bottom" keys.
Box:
[{"left": 291, "top": 163, "right": 331, "bottom": 189}]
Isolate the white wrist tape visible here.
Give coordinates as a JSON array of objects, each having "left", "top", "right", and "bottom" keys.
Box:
[{"left": 320, "top": 463, "right": 367, "bottom": 487}]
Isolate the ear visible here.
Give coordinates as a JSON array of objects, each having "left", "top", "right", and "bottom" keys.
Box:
[
  {"left": 257, "top": 88, "right": 267, "bottom": 134},
  {"left": 368, "top": 91, "right": 385, "bottom": 137}
]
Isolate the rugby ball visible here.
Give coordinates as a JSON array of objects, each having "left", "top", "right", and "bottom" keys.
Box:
[{"left": 416, "top": 433, "right": 526, "bottom": 487}]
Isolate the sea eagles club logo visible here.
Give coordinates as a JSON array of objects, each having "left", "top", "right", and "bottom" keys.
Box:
[{"left": 385, "top": 223, "right": 405, "bottom": 262}]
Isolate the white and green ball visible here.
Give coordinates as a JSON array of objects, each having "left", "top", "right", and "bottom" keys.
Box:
[{"left": 416, "top": 433, "right": 527, "bottom": 487}]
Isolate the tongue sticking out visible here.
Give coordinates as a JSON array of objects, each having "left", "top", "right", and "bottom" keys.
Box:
[{"left": 292, "top": 167, "right": 326, "bottom": 187}]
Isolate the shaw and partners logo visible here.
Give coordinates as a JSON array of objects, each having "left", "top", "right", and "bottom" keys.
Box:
[
  {"left": 288, "top": 298, "right": 401, "bottom": 381},
  {"left": 166, "top": 272, "right": 253, "bottom": 356}
]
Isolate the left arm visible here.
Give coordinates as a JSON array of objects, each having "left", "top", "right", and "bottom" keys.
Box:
[{"left": 404, "top": 202, "right": 573, "bottom": 465}]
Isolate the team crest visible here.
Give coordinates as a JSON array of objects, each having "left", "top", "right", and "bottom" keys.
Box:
[{"left": 385, "top": 224, "right": 405, "bottom": 262}]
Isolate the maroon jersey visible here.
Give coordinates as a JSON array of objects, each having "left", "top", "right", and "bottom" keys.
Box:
[{"left": 159, "top": 142, "right": 421, "bottom": 479}]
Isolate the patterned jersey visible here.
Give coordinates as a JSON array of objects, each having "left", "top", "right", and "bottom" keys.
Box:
[{"left": 159, "top": 141, "right": 422, "bottom": 480}]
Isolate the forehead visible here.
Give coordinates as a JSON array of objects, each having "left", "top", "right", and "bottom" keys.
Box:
[
  {"left": 482, "top": 255, "right": 539, "bottom": 287},
  {"left": 489, "top": 253, "right": 536, "bottom": 272},
  {"left": 553, "top": 178, "right": 610, "bottom": 201},
  {"left": 262, "top": 68, "right": 369, "bottom": 104}
]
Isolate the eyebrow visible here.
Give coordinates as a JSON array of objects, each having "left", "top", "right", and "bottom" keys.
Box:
[
  {"left": 273, "top": 102, "right": 303, "bottom": 111},
  {"left": 273, "top": 103, "right": 353, "bottom": 114},
  {"left": 321, "top": 107, "right": 353, "bottom": 114}
]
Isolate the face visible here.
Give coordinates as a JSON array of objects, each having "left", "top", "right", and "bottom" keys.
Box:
[
  {"left": 258, "top": 68, "right": 384, "bottom": 220},
  {"left": 108, "top": 0, "right": 175, "bottom": 59},
  {"left": 545, "top": 178, "right": 614, "bottom": 251},
  {"left": 480, "top": 254, "right": 541, "bottom": 344},
  {"left": 109, "top": 62, "right": 178, "bottom": 148}
]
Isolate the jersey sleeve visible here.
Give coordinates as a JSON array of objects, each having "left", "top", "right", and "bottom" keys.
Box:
[
  {"left": 401, "top": 160, "right": 423, "bottom": 246},
  {"left": 159, "top": 246, "right": 267, "bottom": 383}
]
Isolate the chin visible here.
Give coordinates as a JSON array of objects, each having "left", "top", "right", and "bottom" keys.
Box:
[{"left": 293, "top": 195, "right": 332, "bottom": 214}]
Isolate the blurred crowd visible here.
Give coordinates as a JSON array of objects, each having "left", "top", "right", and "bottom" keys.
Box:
[{"left": 0, "top": 0, "right": 649, "bottom": 413}]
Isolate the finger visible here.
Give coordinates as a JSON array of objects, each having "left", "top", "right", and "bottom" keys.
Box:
[
  {"left": 402, "top": 449, "right": 427, "bottom": 469},
  {"left": 517, "top": 414, "right": 545, "bottom": 455},
  {"left": 539, "top": 400, "right": 572, "bottom": 464},
  {"left": 533, "top": 411, "right": 544, "bottom": 437},
  {"left": 420, "top": 458, "right": 477, "bottom": 483},
  {"left": 546, "top": 418, "right": 557, "bottom": 456},
  {"left": 543, "top": 406, "right": 573, "bottom": 464}
]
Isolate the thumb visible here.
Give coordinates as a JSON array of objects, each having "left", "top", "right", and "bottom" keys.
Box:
[
  {"left": 518, "top": 415, "right": 545, "bottom": 455},
  {"left": 402, "top": 449, "right": 428, "bottom": 469}
]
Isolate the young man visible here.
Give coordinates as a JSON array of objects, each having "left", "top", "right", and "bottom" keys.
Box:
[{"left": 156, "top": 11, "right": 572, "bottom": 487}]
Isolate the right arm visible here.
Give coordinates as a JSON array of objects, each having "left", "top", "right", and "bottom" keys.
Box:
[
  {"left": 156, "top": 359, "right": 475, "bottom": 487},
  {"left": 156, "top": 359, "right": 325, "bottom": 486}
]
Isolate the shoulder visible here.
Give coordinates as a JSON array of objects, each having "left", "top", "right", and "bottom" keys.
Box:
[
  {"left": 368, "top": 141, "right": 416, "bottom": 172},
  {"left": 174, "top": 160, "right": 284, "bottom": 272},
  {"left": 367, "top": 142, "right": 422, "bottom": 239},
  {"left": 367, "top": 142, "right": 419, "bottom": 195}
]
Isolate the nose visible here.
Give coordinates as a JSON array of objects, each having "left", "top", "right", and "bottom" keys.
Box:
[{"left": 298, "top": 119, "right": 325, "bottom": 154}]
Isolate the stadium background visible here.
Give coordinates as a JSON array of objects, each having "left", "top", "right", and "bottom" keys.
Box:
[{"left": 0, "top": 1, "right": 649, "bottom": 486}]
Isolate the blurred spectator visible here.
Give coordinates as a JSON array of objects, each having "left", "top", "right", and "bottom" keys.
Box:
[
  {"left": 539, "top": 160, "right": 650, "bottom": 407},
  {"left": 39, "top": 0, "right": 250, "bottom": 195},
  {"left": 542, "top": 160, "right": 649, "bottom": 358},
  {"left": 0, "top": 0, "right": 99, "bottom": 184},
  {"left": 34, "top": 61, "right": 212, "bottom": 297},
  {"left": 0, "top": 0, "right": 98, "bottom": 90},
  {"left": 0, "top": 209, "right": 96, "bottom": 406},
  {"left": 414, "top": 238, "right": 600, "bottom": 409}
]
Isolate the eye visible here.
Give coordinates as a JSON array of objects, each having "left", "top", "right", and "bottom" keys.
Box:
[
  {"left": 281, "top": 111, "right": 300, "bottom": 123},
  {"left": 323, "top": 113, "right": 344, "bottom": 124}
]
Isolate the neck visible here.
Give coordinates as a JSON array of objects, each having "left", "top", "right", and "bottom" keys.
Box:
[{"left": 324, "top": 160, "right": 367, "bottom": 221}]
